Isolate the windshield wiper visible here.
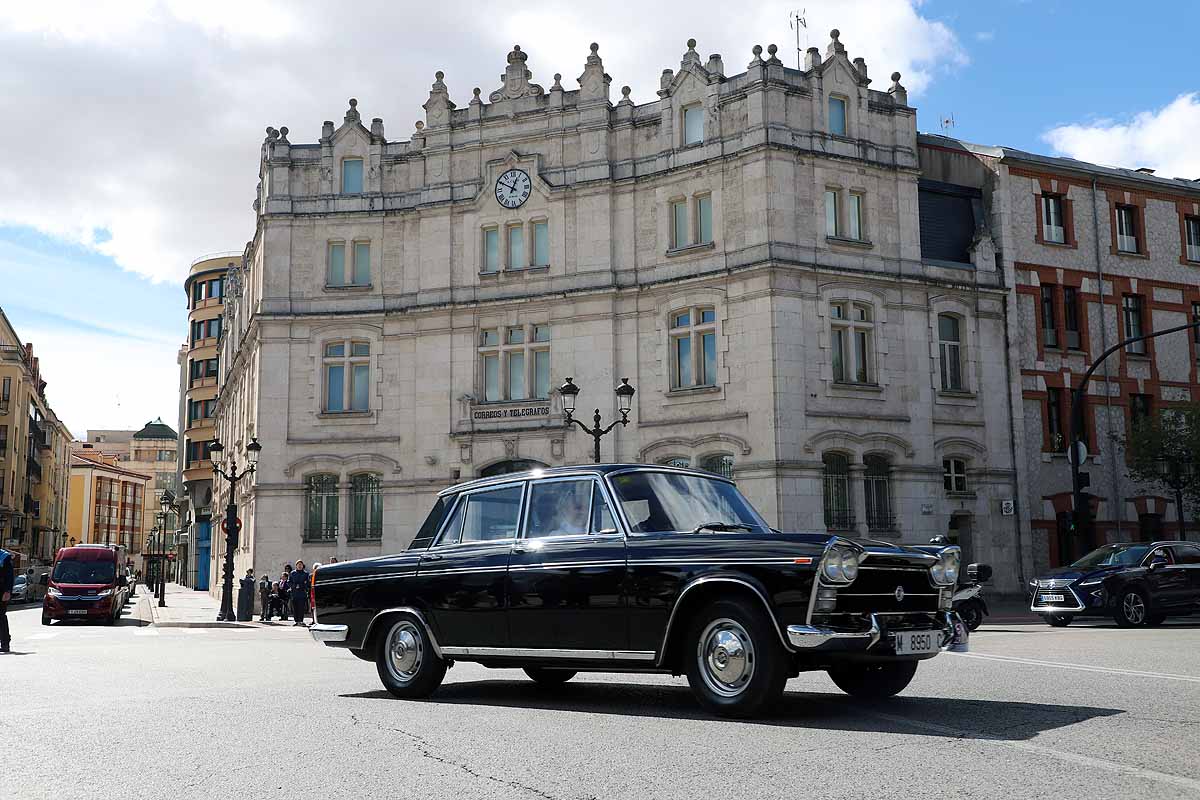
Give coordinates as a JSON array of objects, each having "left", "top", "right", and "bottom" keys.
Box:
[{"left": 690, "top": 522, "right": 755, "bottom": 534}]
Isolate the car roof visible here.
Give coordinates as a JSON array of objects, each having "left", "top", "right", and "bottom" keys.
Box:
[
  {"left": 438, "top": 463, "right": 733, "bottom": 497},
  {"left": 1099, "top": 541, "right": 1184, "bottom": 549}
]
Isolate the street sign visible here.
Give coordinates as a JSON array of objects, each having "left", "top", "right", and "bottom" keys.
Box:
[
  {"left": 1066, "top": 440, "right": 1088, "bottom": 465},
  {"left": 1000, "top": 500, "right": 1015, "bottom": 516},
  {"left": 221, "top": 518, "right": 242, "bottom": 534}
]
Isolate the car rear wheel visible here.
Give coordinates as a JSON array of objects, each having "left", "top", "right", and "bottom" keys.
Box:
[
  {"left": 375, "top": 616, "right": 446, "bottom": 699},
  {"left": 1042, "top": 613, "right": 1073, "bottom": 627},
  {"left": 828, "top": 660, "right": 919, "bottom": 699},
  {"left": 523, "top": 667, "right": 577, "bottom": 687},
  {"left": 684, "top": 598, "right": 787, "bottom": 718},
  {"left": 1115, "top": 587, "right": 1150, "bottom": 628}
]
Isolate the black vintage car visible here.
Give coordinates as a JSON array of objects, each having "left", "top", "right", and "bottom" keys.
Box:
[
  {"left": 310, "top": 465, "right": 964, "bottom": 717},
  {"left": 1030, "top": 541, "right": 1200, "bottom": 627}
]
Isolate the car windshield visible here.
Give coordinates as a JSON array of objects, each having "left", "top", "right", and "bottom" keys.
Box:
[
  {"left": 52, "top": 559, "right": 116, "bottom": 584},
  {"left": 608, "top": 471, "right": 767, "bottom": 534},
  {"left": 1070, "top": 544, "right": 1151, "bottom": 570},
  {"left": 14, "top": 575, "right": 26, "bottom": 586}
]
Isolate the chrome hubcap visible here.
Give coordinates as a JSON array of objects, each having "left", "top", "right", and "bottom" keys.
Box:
[
  {"left": 386, "top": 621, "right": 423, "bottom": 682},
  {"left": 1123, "top": 593, "right": 1145, "bottom": 625},
  {"left": 698, "top": 618, "right": 755, "bottom": 698}
]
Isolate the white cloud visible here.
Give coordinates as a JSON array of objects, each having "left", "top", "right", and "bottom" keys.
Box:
[
  {"left": 1043, "top": 93, "right": 1200, "bottom": 180},
  {"left": 0, "top": 0, "right": 967, "bottom": 285}
]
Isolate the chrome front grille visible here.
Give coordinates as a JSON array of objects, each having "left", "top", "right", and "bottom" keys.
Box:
[{"left": 1038, "top": 578, "right": 1074, "bottom": 589}]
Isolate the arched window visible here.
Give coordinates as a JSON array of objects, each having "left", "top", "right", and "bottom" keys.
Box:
[
  {"left": 700, "top": 454, "right": 734, "bottom": 479},
  {"left": 349, "top": 473, "right": 382, "bottom": 541},
  {"left": 304, "top": 474, "right": 338, "bottom": 542},
  {"left": 864, "top": 455, "right": 895, "bottom": 532},
  {"left": 830, "top": 302, "right": 874, "bottom": 384},
  {"left": 822, "top": 453, "right": 853, "bottom": 530},
  {"left": 938, "top": 314, "right": 964, "bottom": 391}
]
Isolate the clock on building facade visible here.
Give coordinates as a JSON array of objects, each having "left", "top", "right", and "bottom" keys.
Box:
[{"left": 495, "top": 168, "right": 532, "bottom": 208}]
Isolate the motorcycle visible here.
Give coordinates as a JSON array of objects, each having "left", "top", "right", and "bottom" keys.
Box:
[{"left": 952, "top": 562, "right": 991, "bottom": 631}]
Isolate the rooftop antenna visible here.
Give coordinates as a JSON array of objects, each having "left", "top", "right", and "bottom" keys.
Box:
[
  {"left": 789, "top": 9, "right": 807, "bottom": 69},
  {"left": 940, "top": 112, "right": 956, "bottom": 133}
]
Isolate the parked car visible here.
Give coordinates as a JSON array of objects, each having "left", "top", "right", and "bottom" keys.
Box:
[
  {"left": 1030, "top": 541, "right": 1200, "bottom": 627},
  {"left": 311, "top": 464, "right": 964, "bottom": 717},
  {"left": 11, "top": 574, "right": 31, "bottom": 603},
  {"left": 42, "top": 544, "right": 130, "bottom": 625}
]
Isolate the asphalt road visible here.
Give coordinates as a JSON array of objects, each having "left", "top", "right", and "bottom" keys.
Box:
[{"left": 3, "top": 596, "right": 1199, "bottom": 800}]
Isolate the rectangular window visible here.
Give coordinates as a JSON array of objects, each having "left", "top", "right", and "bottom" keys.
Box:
[
  {"left": 1047, "top": 388, "right": 1063, "bottom": 451},
  {"left": 325, "top": 365, "right": 345, "bottom": 413},
  {"left": 847, "top": 193, "right": 863, "bottom": 241},
  {"left": 1186, "top": 216, "right": 1200, "bottom": 262},
  {"left": 700, "top": 331, "right": 716, "bottom": 386},
  {"left": 532, "top": 325, "right": 550, "bottom": 343},
  {"left": 507, "top": 352, "right": 526, "bottom": 400},
  {"left": 683, "top": 105, "right": 704, "bottom": 145},
  {"left": 853, "top": 330, "right": 870, "bottom": 383},
  {"left": 831, "top": 328, "right": 845, "bottom": 382},
  {"left": 1041, "top": 285, "right": 1058, "bottom": 348},
  {"left": 671, "top": 200, "right": 689, "bottom": 249},
  {"left": 206, "top": 318, "right": 221, "bottom": 339},
  {"left": 508, "top": 225, "right": 525, "bottom": 269},
  {"left": 534, "top": 349, "right": 550, "bottom": 399},
  {"left": 352, "top": 242, "right": 370, "bottom": 285},
  {"left": 1130, "top": 393, "right": 1153, "bottom": 428},
  {"left": 825, "top": 190, "right": 839, "bottom": 238},
  {"left": 210, "top": 277, "right": 223, "bottom": 300},
  {"left": 328, "top": 242, "right": 345, "bottom": 285},
  {"left": 482, "top": 228, "right": 499, "bottom": 273},
  {"left": 351, "top": 363, "right": 369, "bottom": 411},
  {"left": 483, "top": 355, "right": 500, "bottom": 402},
  {"left": 1124, "top": 294, "right": 1145, "bottom": 354},
  {"left": 192, "top": 282, "right": 204, "bottom": 305},
  {"left": 697, "top": 195, "right": 712, "bottom": 244},
  {"left": 1042, "top": 195, "right": 1065, "bottom": 244},
  {"left": 204, "top": 358, "right": 218, "bottom": 377},
  {"left": 341, "top": 158, "right": 363, "bottom": 194},
  {"left": 1063, "top": 287, "right": 1081, "bottom": 349},
  {"left": 1116, "top": 205, "right": 1139, "bottom": 253},
  {"left": 532, "top": 221, "right": 549, "bottom": 267},
  {"left": 673, "top": 335, "right": 692, "bottom": 388},
  {"left": 828, "top": 96, "right": 847, "bottom": 136}
]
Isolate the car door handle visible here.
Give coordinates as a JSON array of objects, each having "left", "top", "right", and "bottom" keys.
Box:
[
  {"left": 422, "top": 554, "right": 443, "bottom": 562},
  {"left": 512, "top": 545, "right": 528, "bottom": 554}
]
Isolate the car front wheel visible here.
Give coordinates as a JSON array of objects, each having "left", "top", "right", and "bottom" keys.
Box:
[
  {"left": 523, "top": 667, "right": 576, "bottom": 687},
  {"left": 1115, "top": 588, "right": 1150, "bottom": 628},
  {"left": 828, "top": 661, "right": 919, "bottom": 699},
  {"left": 375, "top": 616, "right": 446, "bottom": 699},
  {"left": 684, "top": 598, "right": 788, "bottom": 718}
]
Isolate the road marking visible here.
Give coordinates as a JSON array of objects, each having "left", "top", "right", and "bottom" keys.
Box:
[
  {"left": 871, "top": 710, "right": 1200, "bottom": 794},
  {"left": 28, "top": 632, "right": 58, "bottom": 640},
  {"left": 950, "top": 652, "right": 1200, "bottom": 684},
  {"left": 133, "top": 627, "right": 160, "bottom": 636}
]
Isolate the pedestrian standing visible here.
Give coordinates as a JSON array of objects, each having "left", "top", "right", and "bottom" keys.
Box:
[
  {"left": 0, "top": 547, "right": 14, "bottom": 653},
  {"left": 287, "top": 560, "right": 310, "bottom": 627},
  {"left": 259, "top": 573, "right": 272, "bottom": 621}
]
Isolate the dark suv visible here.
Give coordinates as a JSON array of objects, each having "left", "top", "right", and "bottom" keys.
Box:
[{"left": 1029, "top": 541, "right": 1200, "bottom": 627}]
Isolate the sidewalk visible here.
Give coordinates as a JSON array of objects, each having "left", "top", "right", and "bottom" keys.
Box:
[{"left": 138, "top": 582, "right": 255, "bottom": 628}]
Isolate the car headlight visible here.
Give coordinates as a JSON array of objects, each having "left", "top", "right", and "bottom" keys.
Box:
[
  {"left": 47, "top": 586, "right": 63, "bottom": 597},
  {"left": 930, "top": 548, "right": 960, "bottom": 586},
  {"left": 1078, "top": 578, "right": 1102, "bottom": 587},
  {"left": 820, "top": 545, "right": 859, "bottom": 584},
  {"left": 96, "top": 589, "right": 113, "bottom": 598}
]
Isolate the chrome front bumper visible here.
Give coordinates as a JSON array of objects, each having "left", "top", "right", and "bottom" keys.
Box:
[
  {"left": 787, "top": 613, "right": 962, "bottom": 653},
  {"left": 310, "top": 624, "right": 349, "bottom": 644}
]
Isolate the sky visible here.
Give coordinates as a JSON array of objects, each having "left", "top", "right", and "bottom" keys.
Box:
[{"left": 0, "top": 0, "right": 1197, "bottom": 437}]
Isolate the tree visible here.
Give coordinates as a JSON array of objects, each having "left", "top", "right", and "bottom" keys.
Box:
[{"left": 1124, "top": 404, "right": 1200, "bottom": 539}]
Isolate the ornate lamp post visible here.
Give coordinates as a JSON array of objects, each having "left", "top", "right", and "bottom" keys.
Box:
[
  {"left": 153, "top": 511, "right": 168, "bottom": 607},
  {"left": 559, "top": 377, "right": 635, "bottom": 464},
  {"left": 210, "top": 437, "right": 262, "bottom": 622}
]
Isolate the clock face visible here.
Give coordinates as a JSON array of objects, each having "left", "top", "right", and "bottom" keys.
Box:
[{"left": 495, "top": 169, "right": 532, "bottom": 209}]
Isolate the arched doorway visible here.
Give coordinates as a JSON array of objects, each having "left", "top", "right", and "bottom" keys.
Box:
[{"left": 480, "top": 459, "right": 547, "bottom": 477}]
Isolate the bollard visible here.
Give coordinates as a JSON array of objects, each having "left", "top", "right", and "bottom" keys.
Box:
[{"left": 237, "top": 575, "right": 255, "bottom": 622}]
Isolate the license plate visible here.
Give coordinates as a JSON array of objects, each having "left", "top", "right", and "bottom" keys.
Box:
[
  {"left": 1040, "top": 593, "right": 1065, "bottom": 603},
  {"left": 67, "top": 609, "right": 89, "bottom": 616},
  {"left": 894, "top": 630, "right": 938, "bottom": 655}
]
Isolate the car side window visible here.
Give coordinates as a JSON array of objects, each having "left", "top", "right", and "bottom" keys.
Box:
[
  {"left": 434, "top": 497, "right": 467, "bottom": 547},
  {"left": 526, "top": 479, "right": 593, "bottom": 538},
  {"left": 1148, "top": 547, "right": 1173, "bottom": 565},
  {"left": 591, "top": 485, "right": 617, "bottom": 533},
  {"left": 1171, "top": 545, "right": 1200, "bottom": 565},
  {"left": 461, "top": 485, "right": 524, "bottom": 543}
]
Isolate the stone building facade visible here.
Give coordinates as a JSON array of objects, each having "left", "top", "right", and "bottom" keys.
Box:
[
  {"left": 920, "top": 135, "right": 1200, "bottom": 575},
  {"left": 210, "top": 30, "right": 1026, "bottom": 595}
]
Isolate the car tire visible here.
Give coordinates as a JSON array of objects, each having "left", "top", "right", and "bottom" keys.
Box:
[
  {"left": 523, "top": 667, "right": 577, "bottom": 687},
  {"left": 41, "top": 614, "right": 51, "bottom": 626},
  {"left": 958, "top": 601, "right": 985, "bottom": 631},
  {"left": 1115, "top": 587, "right": 1150, "bottom": 628},
  {"left": 683, "top": 598, "right": 788, "bottom": 719},
  {"left": 350, "top": 648, "right": 375, "bottom": 662},
  {"left": 375, "top": 615, "right": 446, "bottom": 699},
  {"left": 1042, "top": 613, "right": 1073, "bottom": 627},
  {"left": 828, "top": 660, "right": 919, "bottom": 700}
]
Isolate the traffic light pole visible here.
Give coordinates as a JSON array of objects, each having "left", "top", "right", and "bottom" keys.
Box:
[{"left": 1069, "top": 319, "right": 1200, "bottom": 549}]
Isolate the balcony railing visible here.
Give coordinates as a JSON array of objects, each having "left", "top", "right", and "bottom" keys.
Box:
[
  {"left": 867, "top": 512, "right": 897, "bottom": 533},
  {"left": 823, "top": 510, "right": 856, "bottom": 531},
  {"left": 348, "top": 524, "right": 382, "bottom": 542},
  {"left": 302, "top": 524, "right": 338, "bottom": 543}
]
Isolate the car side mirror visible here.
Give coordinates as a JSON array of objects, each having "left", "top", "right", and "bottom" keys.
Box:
[{"left": 39, "top": 573, "right": 49, "bottom": 586}]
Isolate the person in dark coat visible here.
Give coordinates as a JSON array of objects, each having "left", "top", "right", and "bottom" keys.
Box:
[
  {"left": 0, "top": 547, "right": 14, "bottom": 653},
  {"left": 259, "top": 574, "right": 272, "bottom": 621},
  {"left": 287, "top": 560, "right": 310, "bottom": 627}
]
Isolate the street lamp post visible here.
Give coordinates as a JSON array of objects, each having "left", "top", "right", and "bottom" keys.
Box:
[
  {"left": 559, "top": 377, "right": 636, "bottom": 464},
  {"left": 157, "top": 491, "right": 180, "bottom": 607},
  {"left": 148, "top": 525, "right": 159, "bottom": 595},
  {"left": 210, "top": 437, "right": 262, "bottom": 622}
]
